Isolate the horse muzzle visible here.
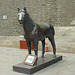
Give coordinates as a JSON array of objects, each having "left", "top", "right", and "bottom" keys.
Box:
[{"left": 19, "top": 20, "right": 23, "bottom": 24}]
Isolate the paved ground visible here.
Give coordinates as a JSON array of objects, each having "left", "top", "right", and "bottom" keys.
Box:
[{"left": 0, "top": 47, "right": 75, "bottom": 75}]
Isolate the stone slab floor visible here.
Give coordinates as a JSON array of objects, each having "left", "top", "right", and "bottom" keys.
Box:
[{"left": 0, "top": 47, "right": 75, "bottom": 75}]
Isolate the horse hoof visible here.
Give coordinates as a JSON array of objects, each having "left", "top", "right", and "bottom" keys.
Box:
[
  {"left": 53, "top": 54, "right": 56, "bottom": 59},
  {"left": 40, "top": 55, "right": 44, "bottom": 58},
  {"left": 34, "top": 62, "right": 37, "bottom": 66}
]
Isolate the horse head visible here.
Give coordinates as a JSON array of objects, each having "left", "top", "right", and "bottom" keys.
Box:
[{"left": 17, "top": 7, "right": 27, "bottom": 24}]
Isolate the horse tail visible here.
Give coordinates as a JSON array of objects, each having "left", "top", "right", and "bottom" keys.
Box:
[
  {"left": 52, "top": 26, "right": 55, "bottom": 35},
  {"left": 49, "top": 25, "right": 55, "bottom": 36}
]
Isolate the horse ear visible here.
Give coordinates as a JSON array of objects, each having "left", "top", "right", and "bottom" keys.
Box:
[
  {"left": 24, "top": 7, "right": 26, "bottom": 11},
  {"left": 17, "top": 8, "right": 20, "bottom": 12}
]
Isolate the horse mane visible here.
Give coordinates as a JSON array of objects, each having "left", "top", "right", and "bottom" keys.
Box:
[
  {"left": 23, "top": 11, "right": 37, "bottom": 36},
  {"left": 24, "top": 12, "right": 36, "bottom": 27}
]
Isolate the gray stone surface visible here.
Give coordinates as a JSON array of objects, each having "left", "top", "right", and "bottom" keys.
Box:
[{"left": 0, "top": 47, "right": 75, "bottom": 75}]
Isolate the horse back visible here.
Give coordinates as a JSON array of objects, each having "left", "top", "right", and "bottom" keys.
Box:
[{"left": 37, "top": 23, "right": 55, "bottom": 35}]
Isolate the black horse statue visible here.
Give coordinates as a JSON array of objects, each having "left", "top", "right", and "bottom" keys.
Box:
[{"left": 17, "top": 7, "right": 56, "bottom": 58}]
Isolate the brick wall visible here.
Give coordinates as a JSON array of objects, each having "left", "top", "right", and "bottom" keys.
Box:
[
  {"left": 0, "top": 27, "right": 75, "bottom": 53},
  {"left": 0, "top": 0, "right": 75, "bottom": 36},
  {"left": 0, "top": 0, "right": 75, "bottom": 53}
]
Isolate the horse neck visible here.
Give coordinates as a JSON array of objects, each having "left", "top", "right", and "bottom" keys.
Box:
[{"left": 23, "top": 13, "right": 35, "bottom": 36}]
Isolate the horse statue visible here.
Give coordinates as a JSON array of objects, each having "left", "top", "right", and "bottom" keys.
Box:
[{"left": 17, "top": 7, "right": 56, "bottom": 58}]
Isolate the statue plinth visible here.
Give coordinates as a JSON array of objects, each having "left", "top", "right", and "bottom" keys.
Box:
[{"left": 13, "top": 54, "right": 62, "bottom": 74}]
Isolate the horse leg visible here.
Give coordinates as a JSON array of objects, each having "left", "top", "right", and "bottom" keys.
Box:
[
  {"left": 33, "top": 39, "right": 38, "bottom": 56},
  {"left": 26, "top": 40, "right": 31, "bottom": 54},
  {"left": 48, "top": 35, "right": 56, "bottom": 58},
  {"left": 41, "top": 39, "right": 45, "bottom": 58}
]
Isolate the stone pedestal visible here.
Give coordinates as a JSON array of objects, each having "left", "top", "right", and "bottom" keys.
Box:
[{"left": 13, "top": 54, "right": 62, "bottom": 74}]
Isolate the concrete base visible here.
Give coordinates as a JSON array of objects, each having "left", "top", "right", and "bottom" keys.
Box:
[{"left": 13, "top": 54, "right": 62, "bottom": 74}]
